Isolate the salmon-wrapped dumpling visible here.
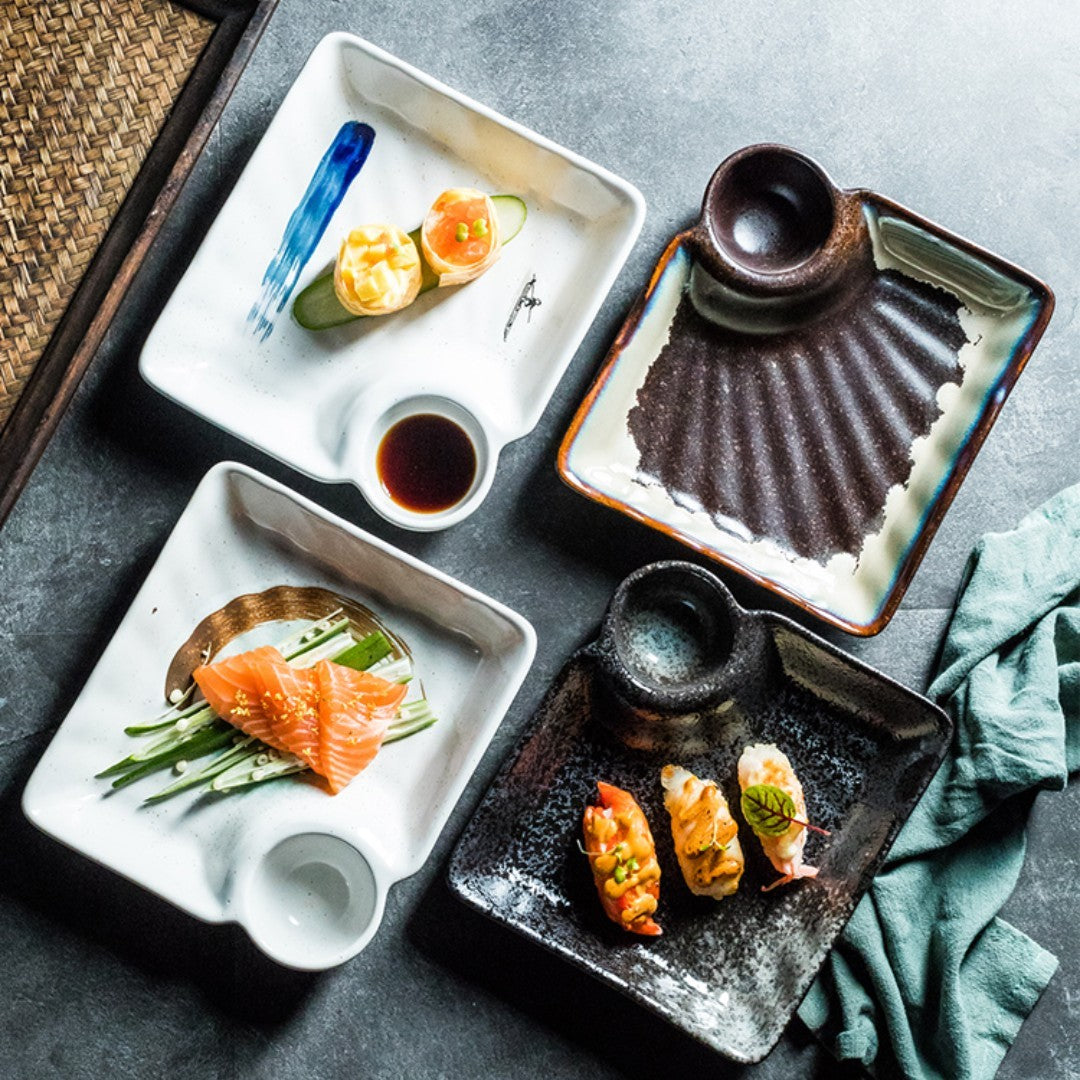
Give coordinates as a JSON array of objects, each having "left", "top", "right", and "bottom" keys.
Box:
[
  {"left": 661, "top": 764, "right": 744, "bottom": 899},
  {"left": 420, "top": 188, "right": 501, "bottom": 286}
]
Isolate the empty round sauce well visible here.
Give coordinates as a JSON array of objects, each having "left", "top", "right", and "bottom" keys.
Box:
[{"left": 242, "top": 832, "right": 382, "bottom": 969}]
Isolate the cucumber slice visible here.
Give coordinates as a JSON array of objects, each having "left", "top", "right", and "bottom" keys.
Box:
[
  {"left": 292, "top": 195, "right": 527, "bottom": 331},
  {"left": 490, "top": 195, "right": 527, "bottom": 242},
  {"left": 292, "top": 263, "right": 360, "bottom": 330}
]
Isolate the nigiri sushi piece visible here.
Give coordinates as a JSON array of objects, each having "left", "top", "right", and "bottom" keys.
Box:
[
  {"left": 581, "top": 782, "right": 662, "bottom": 937},
  {"left": 334, "top": 224, "right": 422, "bottom": 316},
  {"left": 316, "top": 660, "right": 408, "bottom": 795},
  {"left": 660, "top": 764, "right": 744, "bottom": 899},
  {"left": 737, "top": 743, "right": 821, "bottom": 892},
  {"left": 420, "top": 188, "right": 501, "bottom": 286}
]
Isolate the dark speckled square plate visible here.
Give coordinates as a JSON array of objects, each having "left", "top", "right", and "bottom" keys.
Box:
[{"left": 449, "top": 563, "right": 950, "bottom": 1063}]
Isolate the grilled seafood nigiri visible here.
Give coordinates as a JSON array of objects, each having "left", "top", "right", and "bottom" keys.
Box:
[
  {"left": 737, "top": 743, "right": 821, "bottom": 892},
  {"left": 661, "top": 764, "right": 744, "bottom": 898},
  {"left": 334, "top": 224, "right": 422, "bottom": 316},
  {"left": 421, "top": 188, "right": 501, "bottom": 286},
  {"left": 581, "top": 782, "right": 662, "bottom": 936}
]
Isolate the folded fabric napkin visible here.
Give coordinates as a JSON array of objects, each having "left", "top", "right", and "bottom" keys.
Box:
[{"left": 798, "top": 483, "right": 1080, "bottom": 1079}]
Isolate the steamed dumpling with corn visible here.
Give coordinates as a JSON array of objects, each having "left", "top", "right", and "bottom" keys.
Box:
[
  {"left": 421, "top": 188, "right": 501, "bottom": 286},
  {"left": 334, "top": 224, "right": 422, "bottom": 316}
]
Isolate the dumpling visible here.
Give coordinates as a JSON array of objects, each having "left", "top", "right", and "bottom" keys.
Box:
[
  {"left": 334, "top": 224, "right": 422, "bottom": 316},
  {"left": 420, "top": 188, "right": 501, "bottom": 286}
]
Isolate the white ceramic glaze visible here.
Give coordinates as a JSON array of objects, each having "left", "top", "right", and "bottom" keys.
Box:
[
  {"left": 22, "top": 462, "right": 536, "bottom": 968},
  {"left": 140, "top": 33, "right": 645, "bottom": 530}
]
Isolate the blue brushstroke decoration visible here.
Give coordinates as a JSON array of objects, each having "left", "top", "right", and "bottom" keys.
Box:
[{"left": 248, "top": 120, "right": 375, "bottom": 341}]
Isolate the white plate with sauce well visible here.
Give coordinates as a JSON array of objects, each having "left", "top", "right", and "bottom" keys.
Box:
[
  {"left": 23, "top": 462, "right": 535, "bottom": 969},
  {"left": 140, "top": 32, "right": 645, "bottom": 530}
]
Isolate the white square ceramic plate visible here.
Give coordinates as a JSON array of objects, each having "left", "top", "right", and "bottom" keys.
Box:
[
  {"left": 23, "top": 462, "right": 535, "bottom": 969},
  {"left": 140, "top": 32, "right": 645, "bottom": 526}
]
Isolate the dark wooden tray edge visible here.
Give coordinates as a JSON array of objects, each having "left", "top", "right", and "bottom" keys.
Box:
[{"left": 0, "top": 0, "right": 280, "bottom": 530}]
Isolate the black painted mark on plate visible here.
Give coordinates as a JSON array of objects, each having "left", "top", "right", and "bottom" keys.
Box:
[{"left": 504, "top": 275, "right": 543, "bottom": 341}]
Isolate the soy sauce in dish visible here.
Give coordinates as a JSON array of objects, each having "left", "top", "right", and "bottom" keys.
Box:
[{"left": 377, "top": 413, "right": 477, "bottom": 513}]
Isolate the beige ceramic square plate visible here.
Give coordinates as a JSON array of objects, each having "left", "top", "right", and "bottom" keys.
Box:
[{"left": 559, "top": 145, "right": 1053, "bottom": 634}]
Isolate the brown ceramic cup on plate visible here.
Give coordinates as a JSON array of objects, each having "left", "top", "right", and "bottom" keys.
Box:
[{"left": 686, "top": 143, "right": 874, "bottom": 333}]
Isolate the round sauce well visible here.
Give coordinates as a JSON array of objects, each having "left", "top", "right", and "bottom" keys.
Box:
[{"left": 376, "top": 413, "right": 477, "bottom": 513}]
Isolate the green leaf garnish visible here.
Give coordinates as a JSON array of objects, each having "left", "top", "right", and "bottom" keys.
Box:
[
  {"left": 741, "top": 784, "right": 797, "bottom": 836},
  {"left": 741, "top": 784, "right": 831, "bottom": 838}
]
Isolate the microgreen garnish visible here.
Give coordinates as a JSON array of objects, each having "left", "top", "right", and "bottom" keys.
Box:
[
  {"left": 697, "top": 839, "right": 728, "bottom": 854},
  {"left": 577, "top": 840, "right": 614, "bottom": 861},
  {"left": 741, "top": 784, "right": 831, "bottom": 838}
]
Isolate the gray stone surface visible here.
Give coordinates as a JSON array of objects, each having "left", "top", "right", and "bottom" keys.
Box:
[{"left": 1, "top": 0, "right": 1078, "bottom": 1077}]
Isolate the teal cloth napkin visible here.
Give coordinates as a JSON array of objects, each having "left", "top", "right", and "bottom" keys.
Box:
[{"left": 798, "top": 483, "right": 1080, "bottom": 1079}]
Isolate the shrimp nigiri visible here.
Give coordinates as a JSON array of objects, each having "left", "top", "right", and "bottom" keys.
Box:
[
  {"left": 581, "top": 782, "right": 662, "bottom": 936},
  {"left": 660, "top": 765, "right": 744, "bottom": 899},
  {"left": 737, "top": 743, "right": 822, "bottom": 892}
]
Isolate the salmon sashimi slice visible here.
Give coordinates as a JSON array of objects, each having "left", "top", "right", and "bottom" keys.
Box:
[
  {"left": 315, "top": 660, "right": 407, "bottom": 794},
  {"left": 254, "top": 659, "right": 320, "bottom": 771},
  {"left": 193, "top": 645, "right": 285, "bottom": 751}
]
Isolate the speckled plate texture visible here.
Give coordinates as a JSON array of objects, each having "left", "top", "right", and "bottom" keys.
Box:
[
  {"left": 449, "top": 561, "right": 951, "bottom": 1064},
  {"left": 559, "top": 144, "right": 1054, "bottom": 635}
]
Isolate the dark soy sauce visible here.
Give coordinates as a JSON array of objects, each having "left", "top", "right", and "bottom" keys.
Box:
[{"left": 377, "top": 413, "right": 477, "bottom": 513}]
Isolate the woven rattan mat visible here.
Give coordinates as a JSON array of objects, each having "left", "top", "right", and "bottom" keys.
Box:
[{"left": 0, "top": 0, "right": 213, "bottom": 432}]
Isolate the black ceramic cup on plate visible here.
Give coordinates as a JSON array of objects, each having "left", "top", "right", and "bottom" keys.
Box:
[{"left": 590, "top": 561, "right": 763, "bottom": 754}]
